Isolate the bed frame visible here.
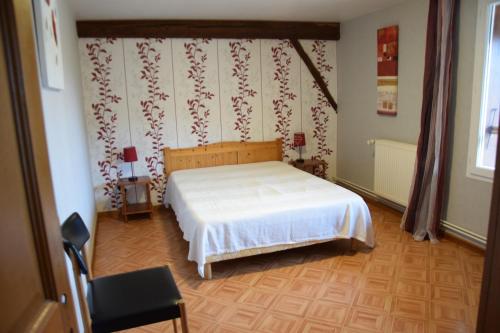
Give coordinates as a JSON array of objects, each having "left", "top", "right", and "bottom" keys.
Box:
[
  {"left": 163, "top": 139, "right": 351, "bottom": 279},
  {"left": 164, "top": 139, "right": 283, "bottom": 177}
]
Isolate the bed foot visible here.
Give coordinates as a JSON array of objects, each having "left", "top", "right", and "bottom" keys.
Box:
[
  {"left": 348, "top": 238, "right": 356, "bottom": 254},
  {"left": 204, "top": 263, "right": 212, "bottom": 280}
]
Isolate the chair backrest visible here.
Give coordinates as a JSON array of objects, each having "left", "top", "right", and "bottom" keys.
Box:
[{"left": 61, "top": 212, "right": 90, "bottom": 275}]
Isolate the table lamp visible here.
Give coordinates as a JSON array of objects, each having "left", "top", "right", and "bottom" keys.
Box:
[
  {"left": 123, "top": 146, "right": 138, "bottom": 181},
  {"left": 294, "top": 132, "right": 306, "bottom": 163}
]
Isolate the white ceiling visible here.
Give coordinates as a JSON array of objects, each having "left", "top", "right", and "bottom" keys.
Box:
[{"left": 71, "top": 0, "right": 407, "bottom": 22}]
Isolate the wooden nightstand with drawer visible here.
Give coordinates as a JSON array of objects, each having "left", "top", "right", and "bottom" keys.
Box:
[
  {"left": 117, "top": 176, "right": 153, "bottom": 222},
  {"left": 289, "top": 159, "right": 327, "bottom": 179}
]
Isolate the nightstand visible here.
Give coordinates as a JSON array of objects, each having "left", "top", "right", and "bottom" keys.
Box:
[
  {"left": 289, "top": 159, "right": 327, "bottom": 179},
  {"left": 118, "top": 176, "right": 153, "bottom": 222}
]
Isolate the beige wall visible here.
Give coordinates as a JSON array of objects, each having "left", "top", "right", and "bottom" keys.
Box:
[{"left": 337, "top": 0, "right": 492, "bottom": 237}]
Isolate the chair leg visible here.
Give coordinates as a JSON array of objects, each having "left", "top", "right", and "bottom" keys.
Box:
[
  {"left": 69, "top": 253, "right": 92, "bottom": 332},
  {"left": 172, "top": 319, "right": 178, "bottom": 333},
  {"left": 178, "top": 300, "right": 189, "bottom": 333}
]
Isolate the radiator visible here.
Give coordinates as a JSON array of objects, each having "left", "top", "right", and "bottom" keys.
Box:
[{"left": 374, "top": 139, "right": 417, "bottom": 206}]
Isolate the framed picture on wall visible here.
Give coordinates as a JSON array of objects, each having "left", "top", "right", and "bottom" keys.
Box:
[
  {"left": 34, "top": 0, "right": 64, "bottom": 90},
  {"left": 377, "top": 25, "right": 398, "bottom": 116}
]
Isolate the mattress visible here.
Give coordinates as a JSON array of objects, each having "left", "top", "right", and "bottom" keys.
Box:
[{"left": 164, "top": 161, "right": 374, "bottom": 277}]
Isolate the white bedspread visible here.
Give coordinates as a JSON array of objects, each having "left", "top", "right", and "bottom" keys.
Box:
[{"left": 165, "top": 161, "right": 374, "bottom": 277}]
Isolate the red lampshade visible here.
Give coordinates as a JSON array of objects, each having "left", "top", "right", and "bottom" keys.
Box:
[
  {"left": 293, "top": 132, "right": 306, "bottom": 147},
  {"left": 123, "top": 146, "right": 138, "bottom": 162}
]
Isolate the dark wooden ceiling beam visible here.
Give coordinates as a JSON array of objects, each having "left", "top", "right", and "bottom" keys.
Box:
[
  {"left": 76, "top": 20, "right": 340, "bottom": 40},
  {"left": 290, "top": 39, "right": 338, "bottom": 112}
]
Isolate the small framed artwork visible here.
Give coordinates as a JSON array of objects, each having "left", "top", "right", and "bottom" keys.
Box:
[
  {"left": 377, "top": 25, "right": 398, "bottom": 116},
  {"left": 34, "top": 0, "right": 64, "bottom": 90}
]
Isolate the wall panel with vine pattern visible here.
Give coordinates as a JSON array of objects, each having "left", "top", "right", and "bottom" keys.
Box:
[{"left": 79, "top": 38, "right": 337, "bottom": 211}]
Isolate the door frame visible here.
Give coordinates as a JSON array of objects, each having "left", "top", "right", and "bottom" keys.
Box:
[
  {"left": 0, "top": 0, "right": 78, "bottom": 331},
  {"left": 477, "top": 115, "right": 500, "bottom": 329}
]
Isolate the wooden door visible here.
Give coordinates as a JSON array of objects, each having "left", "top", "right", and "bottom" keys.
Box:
[
  {"left": 477, "top": 90, "right": 500, "bottom": 330},
  {"left": 477, "top": 5, "right": 500, "bottom": 331},
  {"left": 0, "top": 0, "right": 77, "bottom": 332}
]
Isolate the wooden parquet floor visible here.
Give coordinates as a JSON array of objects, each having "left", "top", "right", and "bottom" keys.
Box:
[{"left": 93, "top": 202, "right": 484, "bottom": 332}]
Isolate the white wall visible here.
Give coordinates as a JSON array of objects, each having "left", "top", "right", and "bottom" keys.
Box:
[{"left": 35, "top": 0, "right": 96, "bottom": 331}]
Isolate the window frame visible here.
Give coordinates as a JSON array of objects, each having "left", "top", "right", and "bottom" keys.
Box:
[{"left": 467, "top": 0, "right": 499, "bottom": 183}]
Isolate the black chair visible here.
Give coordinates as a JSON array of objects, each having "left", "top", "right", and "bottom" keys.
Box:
[{"left": 62, "top": 212, "right": 188, "bottom": 333}]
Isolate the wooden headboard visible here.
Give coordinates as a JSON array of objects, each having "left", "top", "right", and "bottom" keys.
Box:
[{"left": 163, "top": 139, "right": 282, "bottom": 177}]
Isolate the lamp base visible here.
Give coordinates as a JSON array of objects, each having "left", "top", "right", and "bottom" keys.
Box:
[
  {"left": 296, "top": 146, "right": 305, "bottom": 164},
  {"left": 128, "top": 176, "right": 138, "bottom": 182}
]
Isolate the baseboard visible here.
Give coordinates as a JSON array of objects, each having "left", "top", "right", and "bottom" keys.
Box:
[
  {"left": 97, "top": 209, "right": 120, "bottom": 219},
  {"left": 441, "top": 219, "right": 487, "bottom": 250},
  {"left": 334, "top": 177, "right": 486, "bottom": 252},
  {"left": 96, "top": 204, "right": 167, "bottom": 219},
  {"left": 333, "top": 177, "right": 406, "bottom": 212}
]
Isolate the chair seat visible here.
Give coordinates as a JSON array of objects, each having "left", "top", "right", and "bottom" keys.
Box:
[{"left": 88, "top": 266, "right": 182, "bottom": 333}]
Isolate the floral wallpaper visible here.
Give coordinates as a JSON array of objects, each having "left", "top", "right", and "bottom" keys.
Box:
[
  {"left": 136, "top": 39, "right": 169, "bottom": 203},
  {"left": 84, "top": 38, "right": 124, "bottom": 209},
  {"left": 270, "top": 40, "right": 297, "bottom": 159},
  {"left": 229, "top": 40, "right": 258, "bottom": 142},
  {"left": 79, "top": 38, "right": 337, "bottom": 211},
  {"left": 310, "top": 40, "right": 334, "bottom": 171},
  {"left": 184, "top": 39, "right": 215, "bottom": 146}
]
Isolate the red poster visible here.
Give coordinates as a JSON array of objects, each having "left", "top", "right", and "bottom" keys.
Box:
[{"left": 377, "top": 25, "right": 399, "bottom": 116}]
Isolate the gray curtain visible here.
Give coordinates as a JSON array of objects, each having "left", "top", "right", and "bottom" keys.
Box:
[{"left": 401, "top": 0, "right": 458, "bottom": 242}]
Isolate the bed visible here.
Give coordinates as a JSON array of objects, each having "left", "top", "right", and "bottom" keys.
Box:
[{"left": 163, "top": 139, "right": 374, "bottom": 278}]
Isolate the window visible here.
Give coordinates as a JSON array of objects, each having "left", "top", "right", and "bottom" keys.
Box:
[{"left": 468, "top": 0, "right": 500, "bottom": 182}]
